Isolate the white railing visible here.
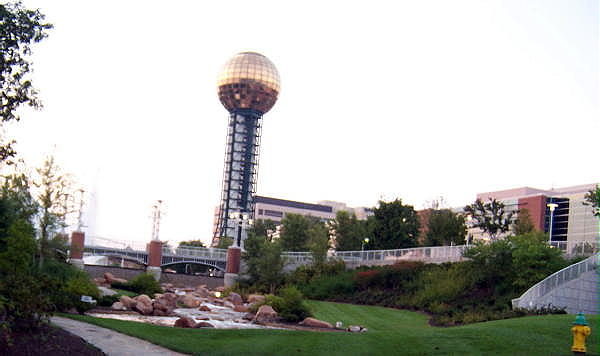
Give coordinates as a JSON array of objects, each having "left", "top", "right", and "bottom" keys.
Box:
[
  {"left": 512, "top": 253, "right": 599, "bottom": 310},
  {"left": 332, "top": 245, "right": 466, "bottom": 264},
  {"left": 163, "top": 245, "right": 228, "bottom": 261},
  {"left": 281, "top": 251, "right": 314, "bottom": 263},
  {"left": 549, "top": 240, "right": 599, "bottom": 257},
  {"left": 84, "top": 235, "right": 147, "bottom": 252}
]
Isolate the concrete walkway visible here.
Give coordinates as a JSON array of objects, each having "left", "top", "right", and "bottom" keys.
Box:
[{"left": 51, "top": 316, "right": 189, "bottom": 356}]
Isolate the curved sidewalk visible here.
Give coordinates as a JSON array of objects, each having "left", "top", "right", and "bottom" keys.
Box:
[{"left": 51, "top": 316, "right": 189, "bottom": 356}]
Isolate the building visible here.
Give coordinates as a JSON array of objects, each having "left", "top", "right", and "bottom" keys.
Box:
[
  {"left": 212, "top": 195, "right": 374, "bottom": 246},
  {"left": 467, "top": 183, "right": 598, "bottom": 248}
]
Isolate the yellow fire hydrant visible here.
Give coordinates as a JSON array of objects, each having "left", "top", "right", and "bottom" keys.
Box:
[{"left": 571, "top": 313, "right": 591, "bottom": 355}]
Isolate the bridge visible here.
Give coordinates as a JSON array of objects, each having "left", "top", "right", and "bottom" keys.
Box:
[{"left": 81, "top": 236, "right": 599, "bottom": 272}]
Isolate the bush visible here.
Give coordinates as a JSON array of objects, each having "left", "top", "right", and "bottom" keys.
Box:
[
  {"left": 62, "top": 273, "right": 100, "bottom": 314},
  {"left": 97, "top": 295, "right": 119, "bottom": 307},
  {"left": 248, "top": 287, "right": 312, "bottom": 323},
  {"left": 299, "top": 272, "right": 355, "bottom": 300},
  {"left": 126, "top": 273, "right": 162, "bottom": 296}
]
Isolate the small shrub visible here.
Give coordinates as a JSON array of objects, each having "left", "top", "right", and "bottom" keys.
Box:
[
  {"left": 277, "top": 287, "right": 312, "bottom": 322},
  {"left": 97, "top": 295, "right": 119, "bottom": 307},
  {"left": 125, "top": 273, "right": 162, "bottom": 296},
  {"left": 62, "top": 273, "right": 100, "bottom": 314}
]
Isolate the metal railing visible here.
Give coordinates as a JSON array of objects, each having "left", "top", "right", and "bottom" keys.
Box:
[
  {"left": 163, "top": 245, "right": 228, "bottom": 261},
  {"left": 511, "top": 253, "right": 599, "bottom": 310},
  {"left": 332, "top": 245, "right": 466, "bottom": 264},
  {"left": 549, "top": 240, "right": 599, "bottom": 257}
]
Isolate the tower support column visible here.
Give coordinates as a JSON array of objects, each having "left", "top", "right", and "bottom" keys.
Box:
[
  {"left": 69, "top": 231, "right": 85, "bottom": 270},
  {"left": 224, "top": 245, "right": 241, "bottom": 287},
  {"left": 146, "top": 240, "right": 163, "bottom": 281}
]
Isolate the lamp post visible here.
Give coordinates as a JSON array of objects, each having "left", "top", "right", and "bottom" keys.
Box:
[
  {"left": 228, "top": 211, "right": 253, "bottom": 249},
  {"left": 361, "top": 238, "right": 369, "bottom": 252},
  {"left": 547, "top": 203, "right": 559, "bottom": 246}
]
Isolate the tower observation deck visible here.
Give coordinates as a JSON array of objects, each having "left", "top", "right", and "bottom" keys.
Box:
[{"left": 213, "top": 52, "right": 280, "bottom": 248}]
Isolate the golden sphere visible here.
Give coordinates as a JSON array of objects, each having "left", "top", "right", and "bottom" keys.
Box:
[{"left": 217, "top": 52, "right": 280, "bottom": 114}]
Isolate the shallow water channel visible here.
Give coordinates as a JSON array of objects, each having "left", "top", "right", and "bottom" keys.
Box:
[{"left": 88, "top": 301, "right": 281, "bottom": 330}]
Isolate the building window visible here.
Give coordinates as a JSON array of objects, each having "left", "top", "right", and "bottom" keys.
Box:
[{"left": 264, "top": 209, "right": 283, "bottom": 218}]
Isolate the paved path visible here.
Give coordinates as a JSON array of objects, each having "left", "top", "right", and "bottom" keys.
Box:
[{"left": 51, "top": 316, "right": 189, "bottom": 356}]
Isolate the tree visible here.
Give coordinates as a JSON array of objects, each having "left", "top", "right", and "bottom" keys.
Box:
[
  {"left": 330, "top": 210, "right": 366, "bottom": 251},
  {"left": 243, "top": 234, "right": 284, "bottom": 294},
  {"left": 248, "top": 219, "right": 277, "bottom": 241},
  {"left": 464, "top": 198, "right": 514, "bottom": 240},
  {"left": 178, "top": 240, "right": 205, "bottom": 248},
  {"left": 371, "top": 199, "right": 420, "bottom": 250},
  {"left": 33, "top": 156, "right": 76, "bottom": 266},
  {"left": 424, "top": 209, "right": 466, "bottom": 246},
  {"left": 308, "top": 222, "right": 330, "bottom": 267},
  {"left": 513, "top": 208, "right": 535, "bottom": 235},
  {"left": 0, "top": 2, "right": 52, "bottom": 162},
  {"left": 583, "top": 185, "right": 600, "bottom": 217},
  {"left": 279, "top": 213, "right": 313, "bottom": 251}
]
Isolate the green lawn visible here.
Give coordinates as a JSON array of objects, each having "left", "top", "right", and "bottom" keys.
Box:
[{"left": 62, "top": 301, "right": 598, "bottom": 356}]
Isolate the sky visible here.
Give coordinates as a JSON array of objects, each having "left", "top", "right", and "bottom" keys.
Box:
[{"left": 7, "top": 0, "right": 599, "bottom": 247}]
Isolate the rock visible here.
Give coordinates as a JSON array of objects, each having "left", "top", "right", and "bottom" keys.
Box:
[
  {"left": 198, "top": 305, "right": 211, "bottom": 312},
  {"left": 214, "top": 286, "right": 226, "bottom": 292},
  {"left": 111, "top": 302, "right": 127, "bottom": 311},
  {"left": 243, "top": 313, "right": 255, "bottom": 321},
  {"left": 299, "top": 317, "right": 333, "bottom": 329},
  {"left": 103, "top": 272, "right": 127, "bottom": 285},
  {"left": 223, "top": 301, "right": 235, "bottom": 309},
  {"left": 93, "top": 277, "right": 109, "bottom": 286},
  {"left": 227, "top": 292, "right": 243, "bottom": 305},
  {"left": 233, "top": 305, "right": 248, "bottom": 313},
  {"left": 133, "top": 294, "right": 153, "bottom": 315},
  {"left": 253, "top": 305, "right": 278, "bottom": 324},
  {"left": 180, "top": 294, "right": 201, "bottom": 308},
  {"left": 210, "top": 298, "right": 224, "bottom": 306},
  {"left": 162, "top": 283, "right": 174, "bottom": 292},
  {"left": 119, "top": 295, "right": 136, "bottom": 309},
  {"left": 194, "top": 286, "right": 210, "bottom": 298},
  {"left": 153, "top": 309, "right": 169, "bottom": 316},
  {"left": 247, "top": 294, "right": 265, "bottom": 304},
  {"left": 155, "top": 293, "right": 177, "bottom": 310},
  {"left": 193, "top": 321, "right": 215, "bottom": 328},
  {"left": 361, "top": 328, "right": 368, "bottom": 332},
  {"left": 135, "top": 294, "right": 152, "bottom": 305},
  {"left": 98, "top": 286, "right": 117, "bottom": 297},
  {"left": 335, "top": 321, "right": 343, "bottom": 329},
  {"left": 195, "top": 316, "right": 210, "bottom": 321},
  {"left": 174, "top": 317, "right": 196, "bottom": 328}
]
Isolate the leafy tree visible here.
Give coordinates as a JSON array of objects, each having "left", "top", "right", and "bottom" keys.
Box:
[
  {"left": 308, "top": 222, "right": 330, "bottom": 267},
  {"left": 464, "top": 198, "right": 514, "bottom": 240},
  {"left": 243, "top": 234, "right": 284, "bottom": 294},
  {"left": 370, "top": 199, "right": 419, "bottom": 250},
  {"left": 0, "top": 2, "right": 52, "bottom": 162},
  {"left": 178, "top": 239, "right": 205, "bottom": 248},
  {"left": 583, "top": 185, "right": 599, "bottom": 217},
  {"left": 424, "top": 209, "right": 466, "bottom": 246},
  {"left": 34, "top": 156, "right": 75, "bottom": 266},
  {"left": 513, "top": 208, "right": 535, "bottom": 235},
  {"left": 330, "top": 210, "right": 366, "bottom": 251},
  {"left": 279, "top": 213, "right": 313, "bottom": 251},
  {"left": 248, "top": 219, "right": 277, "bottom": 241}
]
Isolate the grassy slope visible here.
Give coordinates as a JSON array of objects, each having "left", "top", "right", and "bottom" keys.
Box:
[{"left": 63, "top": 301, "right": 599, "bottom": 356}]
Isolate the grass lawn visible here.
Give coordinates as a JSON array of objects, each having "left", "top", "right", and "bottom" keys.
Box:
[
  {"left": 63, "top": 301, "right": 599, "bottom": 356},
  {"left": 111, "top": 288, "right": 137, "bottom": 297}
]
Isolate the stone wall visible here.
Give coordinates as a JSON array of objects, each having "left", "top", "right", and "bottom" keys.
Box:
[
  {"left": 532, "top": 270, "right": 599, "bottom": 315},
  {"left": 84, "top": 265, "right": 224, "bottom": 289}
]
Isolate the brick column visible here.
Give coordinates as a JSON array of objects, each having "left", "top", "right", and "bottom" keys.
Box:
[
  {"left": 69, "top": 231, "right": 85, "bottom": 270},
  {"left": 224, "top": 246, "right": 241, "bottom": 287},
  {"left": 146, "top": 240, "right": 163, "bottom": 281}
]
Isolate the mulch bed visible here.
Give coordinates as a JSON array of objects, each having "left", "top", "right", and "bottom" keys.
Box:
[{"left": 0, "top": 323, "right": 105, "bottom": 356}]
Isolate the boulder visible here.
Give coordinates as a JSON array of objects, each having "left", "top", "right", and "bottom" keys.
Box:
[
  {"left": 133, "top": 294, "right": 154, "bottom": 315},
  {"left": 111, "top": 302, "right": 127, "bottom": 311},
  {"left": 174, "top": 317, "right": 196, "bottom": 328},
  {"left": 93, "top": 277, "right": 109, "bottom": 286},
  {"left": 346, "top": 325, "right": 367, "bottom": 332},
  {"left": 180, "top": 294, "right": 201, "bottom": 308},
  {"left": 299, "top": 317, "right": 333, "bottom": 329},
  {"left": 135, "top": 294, "right": 152, "bottom": 305},
  {"left": 233, "top": 305, "right": 249, "bottom": 313},
  {"left": 253, "top": 305, "right": 278, "bottom": 324},
  {"left": 243, "top": 313, "right": 255, "bottom": 321},
  {"left": 194, "top": 286, "right": 210, "bottom": 298},
  {"left": 226, "top": 292, "right": 243, "bottom": 305},
  {"left": 214, "top": 286, "right": 226, "bottom": 292},
  {"left": 119, "top": 295, "right": 136, "bottom": 309},
  {"left": 198, "top": 305, "right": 211, "bottom": 312},
  {"left": 155, "top": 293, "right": 177, "bottom": 309},
  {"left": 247, "top": 294, "right": 265, "bottom": 304},
  {"left": 223, "top": 301, "right": 235, "bottom": 309},
  {"left": 193, "top": 321, "right": 215, "bottom": 328},
  {"left": 103, "top": 272, "right": 127, "bottom": 285}
]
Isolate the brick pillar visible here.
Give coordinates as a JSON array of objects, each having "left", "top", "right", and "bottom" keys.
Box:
[
  {"left": 224, "top": 246, "right": 241, "bottom": 287},
  {"left": 146, "top": 240, "right": 163, "bottom": 281},
  {"left": 69, "top": 231, "right": 85, "bottom": 270}
]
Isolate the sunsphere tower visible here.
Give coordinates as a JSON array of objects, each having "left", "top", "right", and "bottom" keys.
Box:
[{"left": 215, "top": 52, "right": 280, "bottom": 248}]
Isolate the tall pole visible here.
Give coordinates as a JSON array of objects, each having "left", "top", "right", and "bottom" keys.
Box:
[{"left": 547, "top": 203, "right": 558, "bottom": 245}]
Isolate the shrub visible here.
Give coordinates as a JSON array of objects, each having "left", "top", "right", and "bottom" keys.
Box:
[
  {"left": 276, "top": 286, "right": 312, "bottom": 322},
  {"left": 62, "top": 273, "right": 100, "bottom": 314},
  {"left": 127, "top": 273, "right": 162, "bottom": 296},
  {"left": 300, "top": 272, "right": 355, "bottom": 300},
  {"left": 97, "top": 295, "right": 119, "bottom": 307}
]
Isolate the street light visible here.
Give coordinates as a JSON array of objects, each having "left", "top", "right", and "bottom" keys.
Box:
[
  {"left": 361, "top": 238, "right": 369, "bottom": 252},
  {"left": 547, "top": 203, "right": 559, "bottom": 245},
  {"left": 228, "top": 211, "right": 253, "bottom": 248}
]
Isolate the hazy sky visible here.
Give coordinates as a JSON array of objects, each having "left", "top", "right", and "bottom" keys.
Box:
[{"left": 9, "top": 0, "right": 599, "bottom": 247}]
